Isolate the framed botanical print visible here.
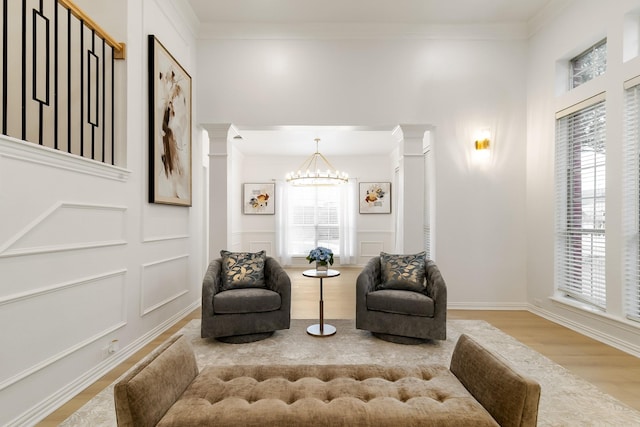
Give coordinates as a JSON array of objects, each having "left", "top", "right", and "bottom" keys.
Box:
[
  {"left": 243, "top": 183, "right": 275, "bottom": 215},
  {"left": 148, "top": 35, "right": 192, "bottom": 206},
  {"left": 359, "top": 182, "right": 391, "bottom": 214}
]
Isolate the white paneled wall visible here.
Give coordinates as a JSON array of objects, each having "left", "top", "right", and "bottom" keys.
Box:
[
  {"left": 359, "top": 240, "right": 387, "bottom": 258},
  {"left": 0, "top": 137, "right": 135, "bottom": 424},
  {"left": 3, "top": 202, "right": 127, "bottom": 255},
  {"left": 140, "top": 254, "right": 190, "bottom": 316},
  {"left": 0, "top": 0, "right": 204, "bottom": 425},
  {"left": 231, "top": 230, "right": 395, "bottom": 266},
  {"left": 0, "top": 270, "right": 127, "bottom": 389}
]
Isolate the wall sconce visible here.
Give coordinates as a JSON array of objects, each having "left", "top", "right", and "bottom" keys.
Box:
[{"left": 474, "top": 129, "right": 491, "bottom": 150}]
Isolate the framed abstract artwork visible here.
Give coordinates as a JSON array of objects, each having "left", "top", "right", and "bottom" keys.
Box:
[
  {"left": 243, "top": 183, "right": 275, "bottom": 215},
  {"left": 148, "top": 35, "right": 192, "bottom": 206},
  {"left": 359, "top": 182, "right": 391, "bottom": 214}
]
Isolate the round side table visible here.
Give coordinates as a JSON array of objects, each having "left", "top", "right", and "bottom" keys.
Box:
[{"left": 302, "top": 269, "right": 340, "bottom": 337}]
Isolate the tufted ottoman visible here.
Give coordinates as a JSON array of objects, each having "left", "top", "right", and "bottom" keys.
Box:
[{"left": 114, "top": 334, "right": 540, "bottom": 427}]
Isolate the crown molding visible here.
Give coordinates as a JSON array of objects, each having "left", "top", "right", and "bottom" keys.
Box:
[
  {"left": 197, "top": 22, "right": 529, "bottom": 41},
  {"left": 154, "top": 0, "right": 200, "bottom": 39},
  {"left": 527, "top": 0, "right": 573, "bottom": 38}
]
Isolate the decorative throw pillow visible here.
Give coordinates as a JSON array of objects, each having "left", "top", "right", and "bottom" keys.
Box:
[
  {"left": 220, "top": 250, "right": 266, "bottom": 290},
  {"left": 378, "top": 251, "right": 427, "bottom": 293}
]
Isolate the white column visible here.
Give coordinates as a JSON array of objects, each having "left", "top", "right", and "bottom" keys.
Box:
[
  {"left": 393, "top": 124, "right": 430, "bottom": 254},
  {"left": 202, "top": 124, "right": 233, "bottom": 259}
]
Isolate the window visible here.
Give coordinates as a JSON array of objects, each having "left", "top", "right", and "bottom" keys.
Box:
[
  {"left": 424, "top": 147, "right": 432, "bottom": 259},
  {"left": 286, "top": 186, "right": 340, "bottom": 256},
  {"left": 623, "top": 77, "right": 640, "bottom": 322},
  {"left": 570, "top": 39, "right": 607, "bottom": 89},
  {"left": 555, "top": 95, "right": 606, "bottom": 309}
]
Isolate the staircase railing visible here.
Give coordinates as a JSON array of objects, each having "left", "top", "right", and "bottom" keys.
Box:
[{"left": 1, "top": 0, "right": 125, "bottom": 165}]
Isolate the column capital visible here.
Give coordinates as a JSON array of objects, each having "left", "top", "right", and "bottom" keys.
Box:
[
  {"left": 393, "top": 124, "right": 432, "bottom": 156},
  {"left": 392, "top": 124, "right": 432, "bottom": 141},
  {"left": 201, "top": 123, "right": 240, "bottom": 140},
  {"left": 202, "top": 123, "right": 240, "bottom": 154}
]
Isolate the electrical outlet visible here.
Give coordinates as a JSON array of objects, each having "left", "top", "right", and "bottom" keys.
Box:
[
  {"left": 108, "top": 339, "right": 119, "bottom": 354},
  {"left": 102, "top": 344, "right": 111, "bottom": 359},
  {"left": 533, "top": 298, "right": 542, "bottom": 307}
]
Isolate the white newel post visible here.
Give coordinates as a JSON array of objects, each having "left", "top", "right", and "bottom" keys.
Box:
[{"left": 394, "top": 125, "right": 429, "bottom": 254}]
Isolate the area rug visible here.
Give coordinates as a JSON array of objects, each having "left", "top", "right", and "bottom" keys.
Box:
[{"left": 61, "top": 319, "right": 640, "bottom": 426}]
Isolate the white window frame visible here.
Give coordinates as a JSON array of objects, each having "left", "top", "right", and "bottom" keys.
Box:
[
  {"left": 555, "top": 93, "right": 607, "bottom": 309},
  {"left": 623, "top": 76, "right": 640, "bottom": 323},
  {"left": 286, "top": 185, "right": 341, "bottom": 257},
  {"left": 570, "top": 38, "right": 607, "bottom": 89},
  {"left": 423, "top": 146, "right": 432, "bottom": 259}
]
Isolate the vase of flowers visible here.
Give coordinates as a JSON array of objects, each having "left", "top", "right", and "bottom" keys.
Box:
[{"left": 306, "top": 247, "right": 334, "bottom": 272}]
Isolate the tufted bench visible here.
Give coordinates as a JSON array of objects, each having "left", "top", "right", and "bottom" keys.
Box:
[{"left": 114, "top": 334, "right": 540, "bottom": 427}]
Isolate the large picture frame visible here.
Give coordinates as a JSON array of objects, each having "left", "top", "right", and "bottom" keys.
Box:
[
  {"left": 359, "top": 182, "right": 391, "bottom": 214},
  {"left": 148, "top": 35, "right": 192, "bottom": 206},
  {"left": 243, "top": 183, "right": 275, "bottom": 215}
]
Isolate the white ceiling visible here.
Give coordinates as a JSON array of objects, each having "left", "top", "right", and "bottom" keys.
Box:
[
  {"left": 232, "top": 126, "right": 399, "bottom": 157},
  {"left": 188, "top": 0, "right": 556, "bottom": 156}
]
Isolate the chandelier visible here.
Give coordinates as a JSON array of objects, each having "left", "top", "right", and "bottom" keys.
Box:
[{"left": 285, "top": 138, "right": 349, "bottom": 185}]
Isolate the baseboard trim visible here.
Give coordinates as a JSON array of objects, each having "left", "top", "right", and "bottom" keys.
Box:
[
  {"left": 527, "top": 303, "right": 640, "bottom": 358},
  {"left": 448, "top": 302, "right": 529, "bottom": 310},
  {"left": 9, "top": 300, "right": 200, "bottom": 427}
]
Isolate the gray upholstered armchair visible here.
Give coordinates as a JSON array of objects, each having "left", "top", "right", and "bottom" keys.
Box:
[
  {"left": 201, "top": 256, "right": 291, "bottom": 343},
  {"left": 356, "top": 255, "right": 447, "bottom": 344}
]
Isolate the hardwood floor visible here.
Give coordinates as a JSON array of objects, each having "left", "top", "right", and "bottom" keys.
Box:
[
  {"left": 449, "top": 310, "right": 640, "bottom": 412},
  {"left": 38, "top": 267, "right": 640, "bottom": 425}
]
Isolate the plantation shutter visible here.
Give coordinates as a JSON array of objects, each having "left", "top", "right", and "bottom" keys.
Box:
[
  {"left": 555, "top": 94, "right": 607, "bottom": 309},
  {"left": 623, "top": 76, "right": 640, "bottom": 322}
]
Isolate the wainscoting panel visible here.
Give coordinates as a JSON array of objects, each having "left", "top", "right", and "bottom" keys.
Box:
[
  {"left": 234, "top": 231, "right": 394, "bottom": 264},
  {"left": 236, "top": 231, "right": 276, "bottom": 256},
  {"left": 0, "top": 270, "right": 127, "bottom": 392},
  {"left": 140, "top": 255, "right": 190, "bottom": 316},
  {"left": 230, "top": 232, "right": 243, "bottom": 252},
  {"left": 141, "top": 206, "right": 190, "bottom": 243},
  {"left": 249, "top": 241, "right": 273, "bottom": 254},
  {"left": 360, "top": 241, "right": 385, "bottom": 257},
  {"left": 0, "top": 202, "right": 127, "bottom": 257}
]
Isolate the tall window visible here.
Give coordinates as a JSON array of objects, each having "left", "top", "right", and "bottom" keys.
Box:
[
  {"left": 423, "top": 147, "right": 432, "bottom": 259},
  {"left": 287, "top": 186, "right": 340, "bottom": 256},
  {"left": 555, "top": 95, "right": 607, "bottom": 309},
  {"left": 570, "top": 39, "right": 607, "bottom": 89},
  {"left": 623, "top": 78, "right": 640, "bottom": 322}
]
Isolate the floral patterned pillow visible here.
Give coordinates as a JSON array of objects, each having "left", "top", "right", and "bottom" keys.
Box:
[
  {"left": 378, "top": 251, "right": 427, "bottom": 293},
  {"left": 220, "top": 250, "right": 266, "bottom": 290}
]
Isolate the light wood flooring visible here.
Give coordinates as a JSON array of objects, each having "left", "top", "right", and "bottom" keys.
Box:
[{"left": 38, "top": 266, "right": 640, "bottom": 425}]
